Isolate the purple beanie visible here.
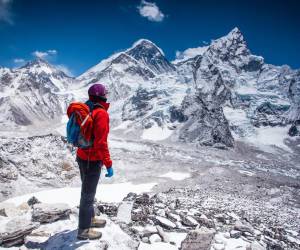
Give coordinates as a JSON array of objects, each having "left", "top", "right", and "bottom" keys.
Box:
[{"left": 88, "top": 83, "right": 107, "bottom": 97}]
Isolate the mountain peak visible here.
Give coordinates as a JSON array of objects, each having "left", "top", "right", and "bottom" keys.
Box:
[
  {"left": 126, "top": 39, "right": 175, "bottom": 74},
  {"left": 21, "top": 58, "right": 51, "bottom": 69},
  {"left": 208, "top": 27, "right": 248, "bottom": 57},
  {"left": 129, "top": 39, "right": 165, "bottom": 56},
  {"left": 226, "top": 27, "right": 244, "bottom": 41}
]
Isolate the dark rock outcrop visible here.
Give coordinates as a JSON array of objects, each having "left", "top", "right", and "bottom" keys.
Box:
[{"left": 32, "top": 203, "right": 71, "bottom": 223}]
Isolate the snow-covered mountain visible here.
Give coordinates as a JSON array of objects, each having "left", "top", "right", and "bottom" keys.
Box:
[
  {"left": 1, "top": 28, "right": 300, "bottom": 148},
  {"left": 0, "top": 58, "right": 76, "bottom": 130}
]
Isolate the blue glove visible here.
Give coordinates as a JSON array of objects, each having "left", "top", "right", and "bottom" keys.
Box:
[{"left": 105, "top": 167, "right": 114, "bottom": 177}]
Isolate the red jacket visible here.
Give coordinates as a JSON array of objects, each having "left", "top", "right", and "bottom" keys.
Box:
[{"left": 77, "top": 100, "right": 112, "bottom": 168}]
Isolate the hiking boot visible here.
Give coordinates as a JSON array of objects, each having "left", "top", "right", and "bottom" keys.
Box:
[
  {"left": 91, "top": 217, "right": 106, "bottom": 228},
  {"left": 77, "top": 228, "right": 102, "bottom": 240}
]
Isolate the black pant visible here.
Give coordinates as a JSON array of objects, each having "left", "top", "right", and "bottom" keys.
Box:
[{"left": 76, "top": 157, "right": 102, "bottom": 229}]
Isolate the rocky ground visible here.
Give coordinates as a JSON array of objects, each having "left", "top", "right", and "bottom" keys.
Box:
[
  {"left": 0, "top": 191, "right": 299, "bottom": 249},
  {"left": 0, "top": 131, "right": 299, "bottom": 249}
]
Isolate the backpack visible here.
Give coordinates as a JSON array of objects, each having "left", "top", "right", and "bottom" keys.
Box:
[{"left": 66, "top": 102, "right": 94, "bottom": 148}]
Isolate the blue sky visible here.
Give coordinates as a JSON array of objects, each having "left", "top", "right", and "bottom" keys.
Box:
[{"left": 0, "top": 0, "right": 299, "bottom": 76}]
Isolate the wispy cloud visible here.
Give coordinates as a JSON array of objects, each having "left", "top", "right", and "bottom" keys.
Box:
[
  {"left": 56, "top": 64, "right": 73, "bottom": 76},
  {"left": 13, "top": 58, "right": 25, "bottom": 64},
  {"left": 137, "top": 0, "right": 164, "bottom": 22},
  {"left": 32, "top": 49, "right": 57, "bottom": 59},
  {"left": 0, "top": 0, "right": 14, "bottom": 25},
  {"left": 13, "top": 49, "right": 73, "bottom": 76},
  {"left": 12, "top": 58, "right": 26, "bottom": 68},
  {"left": 174, "top": 46, "right": 209, "bottom": 63}
]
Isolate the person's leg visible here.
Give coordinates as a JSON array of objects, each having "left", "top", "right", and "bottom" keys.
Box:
[{"left": 78, "top": 159, "right": 102, "bottom": 229}]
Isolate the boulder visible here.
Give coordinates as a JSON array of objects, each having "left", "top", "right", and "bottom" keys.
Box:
[
  {"left": 167, "top": 212, "right": 181, "bottom": 222},
  {"left": 180, "top": 227, "right": 216, "bottom": 250},
  {"left": 230, "top": 230, "right": 242, "bottom": 238},
  {"left": 181, "top": 215, "right": 199, "bottom": 227},
  {"left": 196, "top": 214, "right": 215, "bottom": 228},
  {"left": 0, "top": 216, "right": 39, "bottom": 247},
  {"left": 154, "top": 216, "right": 176, "bottom": 230},
  {"left": 149, "top": 234, "right": 162, "bottom": 244},
  {"left": 234, "top": 221, "right": 254, "bottom": 234},
  {"left": 32, "top": 203, "right": 71, "bottom": 223},
  {"left": 117, "top": 201, "right": 133, "bottom": 223}
]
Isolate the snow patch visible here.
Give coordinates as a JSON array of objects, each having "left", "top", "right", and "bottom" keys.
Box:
[
  {"left": 4, "top": 182, "right": 157, "bottom": 206},
  {"left": 112, "top": 120, "right": 133, "bottom": 130},
  {"left": 111, "top": 140, "right": 151, "bottom": 152},
  {"left": 246, "top": 126, "right": 292, "bottom": 153},
  {"left": 141, "top": 124, "right": 173, "bottom": 141},
  {"left": 159, "top": 172, "right": 191, "bottom": 181},
  {"left": 138, "top": 242, "right": 177, "bottom": 250}
]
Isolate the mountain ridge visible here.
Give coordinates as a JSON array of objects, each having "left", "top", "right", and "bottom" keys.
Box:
[{"left": 1, "top": 27, "right": 300, "bottom": 148}]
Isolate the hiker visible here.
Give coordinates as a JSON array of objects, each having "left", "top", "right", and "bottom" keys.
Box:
[{"left": 76, "top": 83, "right": 114, "bottom": 240}]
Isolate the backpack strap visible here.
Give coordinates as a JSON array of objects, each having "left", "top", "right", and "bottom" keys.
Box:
[{"left": 81, "top": 113, "right": 90, "bottom": 127}]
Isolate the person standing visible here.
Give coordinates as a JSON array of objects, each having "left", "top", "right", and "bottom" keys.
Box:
[{"left": 76, "top": 83, "right": 114, "bottom": 240}]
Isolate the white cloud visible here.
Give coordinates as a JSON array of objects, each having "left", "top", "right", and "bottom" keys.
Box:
[
  {"left": 13, "top": 58, "right": 25, "bottom": 64},
  {"left": 0, "top": 0, "right": 13, "bottom": 24},
  {"left": 137, "top": 0, "right": 164, "bottom": 22},
  {"left": 56, "top": 64, "right": 73, "bottom": 76},
  {"left": 47, "top": 49, "right": 57, "bottom": 55},
  {"left": 173, "top": 46, "right": 209, "bottom": 63},
  {"left": 32, "top": 49, "right": 57, "bottom": 59}
]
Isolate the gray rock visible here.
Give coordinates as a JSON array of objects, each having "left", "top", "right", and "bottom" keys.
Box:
[
  {"left": 234, "top": 221, "right": 254, "bottom": 234},
  {"left": 0, "top": 208, "right": 6, "bottom": 217},
  {"left": 0, "top": 216, "right": 39, "bottom": 247},
  {"left": 288, "top": 120, "right": 300, "bottom": 136},
  {"left": 117, "top": 201, "right": 133, "bottom": 223},
  {"left": 181, "top": 215, "right": 199, "bottom": 227},
  {"left": 196, "top": 214, "right": 215, "bottom": 228},
  {"left": 230, "top": 230, "right": 242, "bottom": 238},
  {"left": 155, "top": 209, "right": 166, "bottom": 217},
  {"left": 180, "top": 227, "right": 216, "bottom": 250},
  {"left": 154, "top": 216, "right": 176, "bottom": 229},
  {"left": 167, "top": 212, "right": 181, "bottom": 222},
  {"left": 149, "top": 234, "right": 162, "bottom": 244},
  {"left": 32, "top": 203, "right": 71, "bottom": 223},
  {"left": 140, "top": 225, "right": 158, "bottom": 237},
  {"left": 142, "top": 237, "right": 149, "bottom": 243}
]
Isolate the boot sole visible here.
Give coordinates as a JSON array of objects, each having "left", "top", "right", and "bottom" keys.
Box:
[
  {"left": 90, "top": 222, "right": 106, "bottom": 228},
  {"left": 77, "top": 233, "right": 102, "bottom": 240}
]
